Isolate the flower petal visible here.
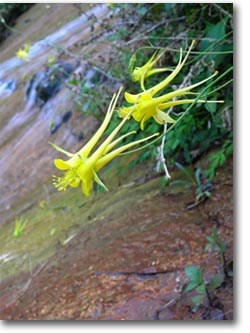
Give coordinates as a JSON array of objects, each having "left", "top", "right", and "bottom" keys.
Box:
[
  {"left": 78, "top": 87, "right": 123, "bottom": 158},
  {"left": 93, "top": 171, "right": 109, "bottom": 192},
  {"left": 49, "top": 142, "right": 74, "bottom": 157},
  {"left": 69, "top": 178, "right": 81, "bottom": 188},
  {"left": 154, "top": 110, "right": 176, "bottom": 125},
  {"left": 54, "top": 159, "right": 71, "bottom": 170},
  {"left": 96, "top": 132, "right": 159, "bottom": 171},
  {"left": 81, "top": 177, "right": 93, "bottom": 196}
]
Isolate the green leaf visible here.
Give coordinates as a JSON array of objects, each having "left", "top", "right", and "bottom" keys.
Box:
[
  {"left": 184, "top": 281, "right": 199, "bottom": 293},
  {"left": 199, "top": 20, "right": 229, "bottom": 65},
  {"left": 204, "top": 243, "right": 213, "bottom": 253},
  {"left": 135, "top": 6, "right": 148, "bottom": 16},
  {"left": 207, "top": 273, "right": 224, "bottom": 291},
  {"left": 68, "top": 79, "right": 78, "bottom": 86},
  {"left": 199, "top": 21, "right": 226, "bottom": 52},
  {"left": 191, "top": 294, "right": 205, "bottom": 307},
  {"left": 106, "top": 33, "right": 119, "bottom": 41},
  {"left": 185, "top": 266, "right": 203, "bottom": 284},
  {"left": 129, "top": 53, "right": 137, "bottom": 75},
  {"left": 196, "top": 283, "right": 206, "bottom": 295},
  {"left": 206, "top": 236, "right": 215, "bottom": 243},
  {"left": 175, "top": 162, "right": 194, "bottom": 184},
  {"left": 205, "top": 101, "right": 217, "bottom": 113},
  {"left": 163, "top": 3, "right": 174, "bottom": 13}
]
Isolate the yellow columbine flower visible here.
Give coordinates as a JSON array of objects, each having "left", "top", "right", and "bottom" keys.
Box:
[
  {"left": 50, "top": 87, "right": 158, "bottom": 196},
  {"left": 125, "top": 40, "right": 196, "bottom": 104},
  {"left": 131, "top": 49, "right": 169, "bottom": 90},
  {"left": 118, "top": 40, "right": 224, "bottom": 130},
  {"left": 16, "top": 43, "right": 30, "bottom": 61},
  {"left": 48, "top": 54, "right": 56, "bottom": 67}
]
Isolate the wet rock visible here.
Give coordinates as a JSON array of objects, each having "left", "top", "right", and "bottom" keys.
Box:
[
  {"left": 0, "top": 78, "right": 16, "bottom": 98},
  {"left": 50, "top": 111, "right": 72, "bottom": 134},
  {"left": 26, "top": 60, "right": 79, "bottom": 107},
  {"left": 36, "top": 61, "right": 79, "bottom": 106},
  {"left": 62, "top": 111, "right": 72, "bottom": 123}
]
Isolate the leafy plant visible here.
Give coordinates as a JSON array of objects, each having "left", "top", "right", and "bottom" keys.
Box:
[
  {"left": 171, "top": 163, "right": 212, "bottom": 204},
  {"left": 205, "top": 226, "right": 227, "bottom": 276},
  {"left": 184, "top": 266, "right": 207, "bottom": 310},
  {"left": 205, "top": 137, "right": 233, "bottom": 180},
  {"left": 13, "top": 217, "right": 27, "bottom": 238},
  {"left": 184, "top": 225, "right": 229, "bottom": 312},
  {"left": 194, "top": 167, "right": 212, "bottom": 203},
  {"left": 184, "top": 265, "right": 224, "bottom": 311}
]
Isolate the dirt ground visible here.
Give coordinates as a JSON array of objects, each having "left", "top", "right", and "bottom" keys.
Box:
[{"left": 0, "top": 158, "right": 233, "bottom": 320}]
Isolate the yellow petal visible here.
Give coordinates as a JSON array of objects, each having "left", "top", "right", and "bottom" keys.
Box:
[
  {"left": 117, "top": 106, "right": 132, "bottom": 118},
  {"left": 159, "top": 99, "right": 224, "bottom": 111},
  {"left": 154, "top": 110, "right": 176, "bottom": 125},
  {"left": 87, "top": 106, "right": 134, "bottom": 166},
  {"left": 140, "top": 112, "right": 152, "bottom": 130},
  {"left": 54, "top": 159, "right": 71, "bottom": 170},
  {"left": 81, "top": 177, "right": 93, "bottom": 196},
  {"left": 78, "top": 87, "right": 123, "bottom": 158},
  {"left": 69, "top": 178, "right": 81, "bottom": 188},
  {"left": 124, "top": 41, "right": 196, "bottom": 103},
  {"left": 156, "top": 71, "right": 219, "bottom": 103},
  {"left": 96, "top": 132, "right": 159, "bottom": 171},
  {"left": 124, "top": 91, "right": 139, "bottom": 104},
  {"left": 93, "top": 171, "right": 109, "bottom": 192},
  {"left": 104, "top": 131, "right": 137, "bottom": 154}
]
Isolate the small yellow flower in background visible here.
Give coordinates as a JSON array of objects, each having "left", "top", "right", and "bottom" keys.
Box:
[
  {"left": 118, "top": 40, "right": 224, "bottom": 130},
  {"left": 16, "top": 42, "right": 30, "bottom": 61},
  {"left": 50, "top": 87, "right": 159, "bottom": 196},
  {"left": 38, "top": 200, "right": 46, "bottom": 209},
  {"left": 131, "top": 49, "right": 169, "bottom": 90},
  {"left": 47, "top": 54, "right": 56, "bottom": 67},
  {"left": 107, "top": 3, "right": 115, "bottom": 9}
]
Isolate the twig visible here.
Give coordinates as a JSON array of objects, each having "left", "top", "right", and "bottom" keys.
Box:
[
  {"left": 213, "top": 4, "right": 233, "bottom": 19},
  {"left": 156, "top": 60, "right": 200, "bottom": 179},
  {"left": 45, "top": 40, "right": 117, "bottom": 83},
  {"left": 125, "top": 17, "right": 186, "bottom": 46}
]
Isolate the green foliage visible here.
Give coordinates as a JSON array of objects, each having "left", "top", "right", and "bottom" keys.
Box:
[
  {"left": 205, "top": 226, "right": 227, "bottom": 272},
  {"left": 69, "top": 3, "right": 233, "bottom": 177},
  {"left": 184, "top": 266, "right": 207, "bottom": 309},
  {"left": 184, "top": 266, "right": 204, "bottom": 292},
  {"left": 194, "top": 167, "right": 212, "bottom": 202},
  {"left": 184, "top": 226, "right": 228, "bottom": 310},
  {"left": 205, "top": 137, "right": 233, "bottom": 180},
  {"left": 183, "top": 226, "right": 229, "bottom": 310},
  {"left": 184, "top": 264, "right": 224, "bottom": 311},
  {"left": 171, "top": 163, "right": 212, "bottom": 203},
  {"left": 205, "top": 226, "right": 226, "bottom": 254}
]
